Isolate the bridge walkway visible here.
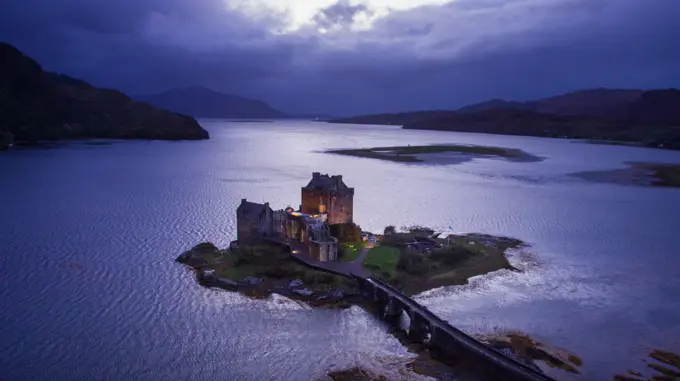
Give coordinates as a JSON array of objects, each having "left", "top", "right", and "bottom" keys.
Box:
[{"left": 362, "top": 277, "right": 557, "bottom": 381}]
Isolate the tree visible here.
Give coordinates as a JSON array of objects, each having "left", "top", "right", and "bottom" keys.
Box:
[{"left": 384, "top": 225, "right": 396, "bottom": 236}]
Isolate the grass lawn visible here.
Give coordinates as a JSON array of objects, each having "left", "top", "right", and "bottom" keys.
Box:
[
  {"left": 363, "top": 246, "right": 400, "bottom": 279},
  {"left": 339, "top": 241, "right": 365, "bottom": 262}
]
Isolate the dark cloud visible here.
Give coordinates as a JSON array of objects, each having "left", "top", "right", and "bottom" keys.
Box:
[
  {"left": 313, "top": 0, "right": 373, "bottom": 30},
  {"left": 1, "top": 0, "right": 679, "bottom": 116}
]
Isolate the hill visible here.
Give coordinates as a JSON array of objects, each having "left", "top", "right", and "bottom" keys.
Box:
[
  {"left": 525, "top": 88, "right": 644, "bottom": 116},
  {"left": 327, "top": 110, "right": 457, "bottom": 126},
  {"left": 136, "top": 87, "right": 286, "bottom": 119},
  {"left": 329, "top": 88, "right": 680, "bottom": 150},
  {"left": 0, "top": 43, "right": 209, "bottom": 149},
  {"left": 456, "top": 99, "right": 528, "bottom": 114}
]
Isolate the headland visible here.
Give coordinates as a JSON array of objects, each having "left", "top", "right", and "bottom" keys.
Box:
[{"left": 1, "top": 42, "right": 209, "bottom": 150}]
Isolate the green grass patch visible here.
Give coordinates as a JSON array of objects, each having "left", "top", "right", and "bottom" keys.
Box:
[
  {"left": 215, "top": 265, "right": 257, "bottom": 281},
  {"left": 181, "top": 242, "right": 358, "bottom": 291},
  {"left": 375, "top": 231, "right": 523, "bottom": 295},
  {"left": 363, "top": 246, "right": 400, "bottom": 279},
  {"left": 326, "top": 144, "right": 538, "bottom": 163},
  {"left": 339, "top": 241, "right": 365, "bottom": 262}
]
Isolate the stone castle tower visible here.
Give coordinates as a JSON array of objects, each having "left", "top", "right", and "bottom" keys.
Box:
[{"left": 300, "top": 173, "right": 354, "bottom": 225}]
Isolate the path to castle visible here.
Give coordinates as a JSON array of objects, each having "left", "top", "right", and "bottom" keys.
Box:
[
  {"left": 350, "top": 237, "right": 376, "bottom": 267},
  {"left": 291, "top": 236, "right": 376, "bottom": 279}
]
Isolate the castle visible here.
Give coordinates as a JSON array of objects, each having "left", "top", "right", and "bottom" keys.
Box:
[{"left": 235, "top": 173, "right": 354, "bottom": 262}]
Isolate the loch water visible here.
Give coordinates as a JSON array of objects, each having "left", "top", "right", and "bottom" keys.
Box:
[{"left": 1, "top": 120, "right": 680, "bottom": 381}]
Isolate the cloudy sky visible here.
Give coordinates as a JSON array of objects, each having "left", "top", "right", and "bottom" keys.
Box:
[{"left": 1, "top": 0, "right": 679, "bottom": 116}]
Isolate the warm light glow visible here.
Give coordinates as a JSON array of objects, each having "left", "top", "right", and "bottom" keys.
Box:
[{"left": 224, "top": 0, "right": 453, "bottom": 32}]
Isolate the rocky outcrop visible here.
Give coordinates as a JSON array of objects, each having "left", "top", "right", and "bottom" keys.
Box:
[
  {"left": 0, "top": 43, "right": 209, "bottom": 145},
  {"left": 176, "top": 242, "right": 361, "bottom": 308}
]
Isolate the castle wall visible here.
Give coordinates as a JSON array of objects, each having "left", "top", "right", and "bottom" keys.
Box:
[
  {"left": 257, "top": 207, "right": 273, "bottom": 237},
  {"left": 236, "top": 211, "right": 257, "bottom": 243},
  {"left": 237, "top": 222, "right": 254, "bottom": 243},
  {"left": 300, "top": 188, "right": 322, "bottom": 215},
  {"left": 327, "top": 191, "right": 354, "bottom": 225},
  {"left": 301, "top": 188, "right": 354, "bottom": 225},
  {"left": 309, "top": 241, "right": 338, "bottom": 262},
  {"left": 271, "top": 210, "right": 287, "bottom": 238}
]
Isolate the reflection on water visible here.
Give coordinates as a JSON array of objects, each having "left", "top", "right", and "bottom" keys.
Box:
[{"left": 1, "top": 120, "right": 680, "bottom": 380}]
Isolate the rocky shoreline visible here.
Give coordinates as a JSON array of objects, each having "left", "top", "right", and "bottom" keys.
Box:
[
  {"left": 176, "top": 229, "right": 525, "bottom": 308},
  {"left": 176, "top": 233, "right": 540, "bottom": 380},
  {"left": 176, "top": 242, "right": 363, "bottom": 308}
]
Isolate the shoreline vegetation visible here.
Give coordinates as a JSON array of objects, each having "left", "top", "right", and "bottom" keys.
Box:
[
  {"left": 177, "top": 242, "right": 362, "bottom": 308},
  {"left": 324, "top": 144, "right": 543, "bottom": 165},
  {"left": 572, "top": 162, "right": 680, "bottom": 188}
]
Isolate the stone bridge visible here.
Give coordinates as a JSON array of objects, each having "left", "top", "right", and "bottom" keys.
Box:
[{"left": 354, "top": 276, "right": 557, "bottom": 381}]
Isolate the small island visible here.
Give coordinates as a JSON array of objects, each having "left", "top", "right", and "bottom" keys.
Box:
[
  {"left": 572, "top": 162, "right": 680, "bottom": 188},
  {"left": 177, "top": 173, "right": 527, "bottom": 305},
  {"left": 324, "top": 144, "right": 543, "bottom": 165},
  {"left": 177, "top": 228, "right": 523, "bottom": 306},
  {"left": 177, "top": 173, "right": 555, "bottom": 380}
]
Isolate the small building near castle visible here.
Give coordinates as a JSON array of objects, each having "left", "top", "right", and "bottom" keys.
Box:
[{"left": 235, "top": 173, "right": 355, "bottom": 262}]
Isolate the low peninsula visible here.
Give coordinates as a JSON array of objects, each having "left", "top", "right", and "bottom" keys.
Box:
[
  {"left": 325, "top": 144, "right": 542, "bottom": 165},
  {"left": 0, "top": 42, "right": 209, "bottom": 150}
]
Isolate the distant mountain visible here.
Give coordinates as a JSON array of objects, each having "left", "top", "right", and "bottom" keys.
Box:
[
  {"left": 526, "top": 89, "right": 644, "bottom": 116},
  {"left": 0, "top": 42, "right": 208, "bottom": 149},
  {"left": 327, "top": 110, "right": 457, "bottom": 126},
  {"left": 611, "top": 89, "right": 680, "bottom": 125},
  {"left": 329, "top": 88, "right": 680, "bottom": 150},
  {"left": 455, "top": 89, "right": 644, "bottom": 117},
  {"left": 456, "top": 99, "right": 528, "bottom": 114},
  {"left": 136, "top": 87, "right": 286, "bottom": 119}
]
